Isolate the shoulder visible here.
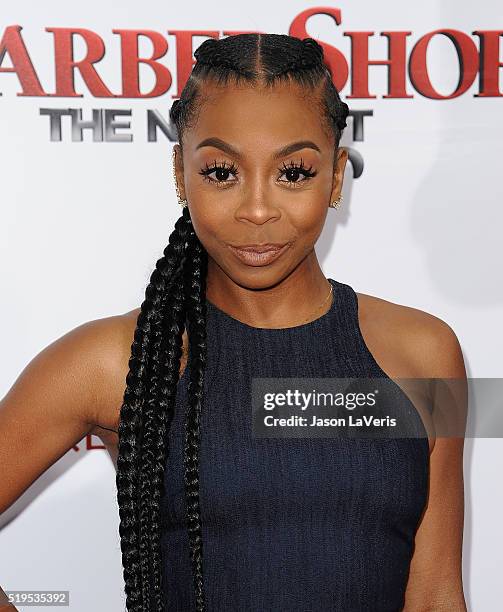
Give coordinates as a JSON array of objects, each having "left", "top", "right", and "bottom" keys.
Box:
[
  {"left": 86, "top": 306, "right": 189, "bottom": 435},
  {"left": 34, "top": 307, "right": 142, "bottom": 437},
  {"left": 84, "top": 307, "right": 141, "bottom": 435},
  {"left": 356, "top": 290, "right": 466, "bottom": 380}
]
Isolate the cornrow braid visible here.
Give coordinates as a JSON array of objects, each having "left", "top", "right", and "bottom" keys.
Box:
[
  {"left": 182, "top": 239, "right": 208, "bottom": 611},
  {"left": 171, "top": 34, "right": 349, "bottom": 150},
  {"left": 147, "top": 226, "right": 205, "bottom": 610},
  {"left": 282, "top": 37, "right": 325, "bottom": 72},
  {"left": 302, "top": 37, "right": 324, "bottom": 64},
  {"left": 136, "top": 264, "right": 184, "bottom": 606},
  {"left": 193, "top": 37, "right": 230, "bottom": 68},
  {"left": 116, "top": 208, "right": 195, "bottom": 611},
  {"left": 146, "top": 270, "right": 187, "bottom": 611},
  {"left": 118, "top": 32, "right": 351, "bottom": 612}
]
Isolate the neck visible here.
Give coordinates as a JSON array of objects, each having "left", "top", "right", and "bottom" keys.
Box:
[{"left": 205, "top": 255, "right": 332, "bottom": 329}]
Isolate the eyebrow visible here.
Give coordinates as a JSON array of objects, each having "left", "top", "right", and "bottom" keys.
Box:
[{"left": 195, "top": 137, "right": 321, "bottom": 161}]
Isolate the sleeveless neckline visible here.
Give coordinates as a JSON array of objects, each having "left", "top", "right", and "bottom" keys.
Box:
[
  {"left": 163, "top": 274, "right": 430, "bottom": 611},
  {"left": 204, "top": 278, "right": 338, "bottom": 333}
]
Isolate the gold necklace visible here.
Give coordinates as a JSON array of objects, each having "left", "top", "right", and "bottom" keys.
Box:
[
  {"left": 296, "top": 282, "right": 333, "bottom": 325},
  {"left": 248, "top": 283, "right": 334, "bottom": 328},
  {"left": 207, "top": 281, "right": 334, "bottom": 328}
]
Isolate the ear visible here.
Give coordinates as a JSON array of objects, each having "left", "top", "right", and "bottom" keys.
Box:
[
  {"left": 172, "top": 143, "right": 187, "bottom": 201},
  {"left": 329, "top": 147, "right": 349, "bottom": 203}
]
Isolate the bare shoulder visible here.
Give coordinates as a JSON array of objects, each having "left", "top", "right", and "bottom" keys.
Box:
[
  {"left": 86, "top": 307, "right": 141, "bottom": 437},
  {"left": 89, "top": 306, "right": 188, "bottom": 439},
  {"left": 355, "top": 290, "right": 467, "bottom": 457},
  {"left": 355, "top": 290, "right": 466, "bottom": 380}
]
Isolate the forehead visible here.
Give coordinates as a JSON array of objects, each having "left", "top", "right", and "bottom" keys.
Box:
[{"left": 184, "top": 80, "right": 332, "bottom": 153}]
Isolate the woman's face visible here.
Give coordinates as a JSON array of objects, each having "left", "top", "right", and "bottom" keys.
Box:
[{"left": 173, "top": 80, "right": 348, "bottom": 290}]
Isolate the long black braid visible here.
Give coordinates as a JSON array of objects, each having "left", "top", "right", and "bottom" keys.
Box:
[{"left": 116, "top": 33, "right": 350, "bottom": 612}]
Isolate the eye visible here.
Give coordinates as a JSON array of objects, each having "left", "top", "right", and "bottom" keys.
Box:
[
  {"left": 198, "top": 157, "right": 318, "bottom": 189},
  {"left": 198, "top": 160, "right": 239, "bottom": 188},
  {"left": 278, "top": 159, "right": 318, "bottom": 188}
]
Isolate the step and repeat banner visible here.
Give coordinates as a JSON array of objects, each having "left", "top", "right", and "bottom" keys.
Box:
[{"left": 1, "top": 2, "right": 502, "bottom": 610}]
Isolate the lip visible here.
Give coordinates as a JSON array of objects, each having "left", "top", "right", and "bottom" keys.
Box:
[{"left": 227, "top": 242, "right": 290, "bottom": 267}]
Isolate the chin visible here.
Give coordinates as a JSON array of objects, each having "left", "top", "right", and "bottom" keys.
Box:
[{"left": 223, "top": 263, "right": 296, "bottom": 292}]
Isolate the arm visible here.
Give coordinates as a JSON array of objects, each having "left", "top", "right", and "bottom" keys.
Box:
[
  {"left": 0, "top": 585, "right": 19, "bottom": 611},
  {"left": 403, "top": 320, "right": 468, "bottom": 611},
  {"left": 0, "top": 315, "right": 126, "bottom": 514}
]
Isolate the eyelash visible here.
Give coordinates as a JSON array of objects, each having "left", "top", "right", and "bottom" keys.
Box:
[{"left": 198, "top": 158, "right": 318, "bottom": 189}]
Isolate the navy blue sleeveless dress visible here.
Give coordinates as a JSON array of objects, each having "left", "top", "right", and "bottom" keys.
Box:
[{"left": 160, "top": 278, "right": 430, "bottom": 611}]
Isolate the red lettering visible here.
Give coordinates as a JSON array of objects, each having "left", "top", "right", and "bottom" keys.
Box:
[
  {"left": 45, "top": 27, "right": 114, "bottom": 97},
  {"left": 0, "top": 25, "right": 45, "bottom": 96},
  {"left": 473, "top": 30, "right": 503, "bottom": 97},
  {"left": 87, "top": 435, "right": 106, "bottom": 450},
  {"left": 344, "top": 31, "right": 412, "bottom": 99},
  {"left": 2, "top": 20, "right": 501, "bottom": 100},
  {"left": 409, "top": 29, "right": 479, "bottom": 99},
  {"left": 113, "top": 29, "right": 171, "bottom": 97}
]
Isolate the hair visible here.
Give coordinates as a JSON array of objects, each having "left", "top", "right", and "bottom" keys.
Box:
[{"left": 116, "top": 32, "right": 349, "bottom": 612}]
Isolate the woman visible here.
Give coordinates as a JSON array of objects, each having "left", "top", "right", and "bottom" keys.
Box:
[{"left": 0, "top": 34, "right": 466, "bottom": 611}]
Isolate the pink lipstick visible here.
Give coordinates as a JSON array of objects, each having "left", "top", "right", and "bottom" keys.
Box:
[{"left": 227, "top": 242, "right": 289, "bottom": 267}]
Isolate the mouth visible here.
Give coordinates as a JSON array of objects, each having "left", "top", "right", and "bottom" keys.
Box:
[{"left": 227, "top": 242, "right": 290, "bottom": 267}]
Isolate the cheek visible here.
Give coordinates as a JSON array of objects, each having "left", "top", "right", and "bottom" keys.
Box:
[
  {"left": 287, "top": 198, "right": 329, "bottom": 239},
  {"left": 186, "top": 204, "right": 226, "bottom": 253},
  {"left": 184, "top": 181, "right": 229, "bottom": 241}
]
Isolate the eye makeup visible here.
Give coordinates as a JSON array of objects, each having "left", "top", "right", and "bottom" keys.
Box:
[{"left": 198, "top": 157, "right": 318, "bottom": 189}]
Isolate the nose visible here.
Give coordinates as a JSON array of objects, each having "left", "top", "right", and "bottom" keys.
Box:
[{"left": 234, "top": 180, "right": 281, "bottom": 226}]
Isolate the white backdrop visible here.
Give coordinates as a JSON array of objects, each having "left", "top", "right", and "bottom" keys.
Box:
[{"left": 1, "top": 2, "right": 502, "bottom": 610}]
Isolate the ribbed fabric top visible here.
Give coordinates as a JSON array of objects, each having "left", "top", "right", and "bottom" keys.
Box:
[{"left": 160, "top": 278, "right": 430, "bottom": 611}]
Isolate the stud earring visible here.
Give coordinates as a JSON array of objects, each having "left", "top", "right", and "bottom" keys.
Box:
[
  {"left": 172, "top": 149, "right": 188, "bottom": 208},
  {"left": 329, "top": 194, "right": 343, "bottom": 209}
]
